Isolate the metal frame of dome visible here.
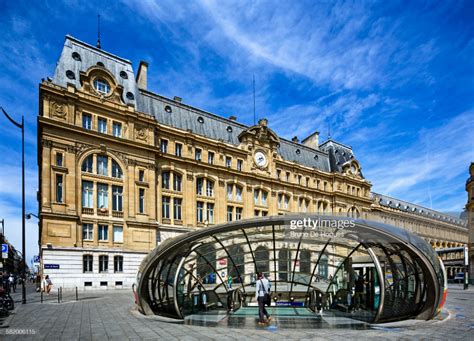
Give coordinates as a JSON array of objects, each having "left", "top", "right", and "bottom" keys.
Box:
[{"left": 135, "top": 215, "right": 447, "bottom": 324}]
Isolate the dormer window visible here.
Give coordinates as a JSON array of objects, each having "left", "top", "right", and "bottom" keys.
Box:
[{"left": 93, "top": 78, "right": 110, "bottom": 95}]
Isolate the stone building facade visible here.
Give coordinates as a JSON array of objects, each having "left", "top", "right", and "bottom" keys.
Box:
[{"left": 37, "top": 36, "right": 468, "bottom": 289}]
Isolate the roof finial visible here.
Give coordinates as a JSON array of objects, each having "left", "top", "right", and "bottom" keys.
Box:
[
  {"left": 96, "top": 14, "right": 101, "bottom": 49},
  {"left": 327, "top": 120, "right": 331, "bottom": 139}
]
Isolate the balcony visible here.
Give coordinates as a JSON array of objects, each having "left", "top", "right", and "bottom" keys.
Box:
[
  {"left": 82, "top": 207, "right": 94, "bottom": 215},
  {"left": 112, "top": 211, "right": 124, "bottom": 218}
]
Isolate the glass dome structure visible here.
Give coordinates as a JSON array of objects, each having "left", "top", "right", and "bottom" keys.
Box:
[{"left": 136, "top": 215, "right": 447, "bottom": 323}]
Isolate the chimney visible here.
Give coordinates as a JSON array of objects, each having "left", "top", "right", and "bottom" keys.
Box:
[
  {"left": 136, "top": 61, "right": 148, "bottom": 90},
  {"left": 173, "top": 96, "right": 182, "bottom": 103},
  {"left": 302, "top": 131, "right": 320, "bottom": 150},
  {"left": 292, "top": 136, "right": 299, "bottom": 143},
  {"left": 229, "top": 115, "right": 237, "bottom": 121}
]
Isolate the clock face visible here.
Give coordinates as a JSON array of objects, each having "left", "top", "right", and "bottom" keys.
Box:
[{"left": 254, "top": 151, "right": 268, "bottom": 167}]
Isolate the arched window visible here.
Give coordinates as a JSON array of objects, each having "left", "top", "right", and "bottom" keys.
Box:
[
  {"left": 173, "top": 173, "right": 182, "bottom": 192},
  {"left": 112, "top": 160, "right": 123, "bottom": 179},
  {"left": 255, "top": 246, "right": 269, "bottom": 276},
  {"left": 196, "top": 177, "right": 214, "bottom": 197},
  {"left": 227, "top": 245, "right": 245, "bottom": 283},
  {"left": 82, "top": 155, "right": 93, "bottom": 173},
  {"left": 196, "top": 244, "right": 216, "bottom": 284}
]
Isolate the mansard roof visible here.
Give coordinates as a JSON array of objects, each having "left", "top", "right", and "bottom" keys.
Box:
[
  {"left": 373, "top": 193, "right": 466, "bottom": 227},
  {"left": 52, "top": 35, "right": 332, "bottom": 172}
]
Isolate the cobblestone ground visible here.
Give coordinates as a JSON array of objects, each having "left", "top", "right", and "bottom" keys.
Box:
[{"left": 0, "top": 284, "right": 473, "bottom": 340}]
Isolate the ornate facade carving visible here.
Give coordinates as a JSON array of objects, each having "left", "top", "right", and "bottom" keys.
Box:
[{"left": 50, "top": 101, "right": 68, "bottom": 119}]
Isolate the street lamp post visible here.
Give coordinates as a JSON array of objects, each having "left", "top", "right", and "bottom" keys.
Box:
[{"left": 1, "top": 107, "right": 26, "bottom": 304}]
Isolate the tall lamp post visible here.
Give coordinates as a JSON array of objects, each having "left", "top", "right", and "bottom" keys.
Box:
[{"left": 1, "top": 107, "right": 26, "bottom": 304}]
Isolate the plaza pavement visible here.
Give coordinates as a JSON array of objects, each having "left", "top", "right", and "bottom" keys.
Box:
[{"left": 0, "top": 283, "right": 473, "bottom": 340}]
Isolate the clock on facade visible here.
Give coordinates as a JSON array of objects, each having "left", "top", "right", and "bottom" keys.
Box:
[{"left": 254, "top": 151, "right": 268, "bottom": 168}]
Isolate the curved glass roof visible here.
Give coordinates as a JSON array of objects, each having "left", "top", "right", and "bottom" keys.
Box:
[{"left": 136, "top": 215, "right": 446, "bottom": 323}]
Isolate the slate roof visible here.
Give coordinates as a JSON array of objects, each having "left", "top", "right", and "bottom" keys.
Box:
[
  {"left": 373, "top": 193, "right": 466, "bottom": 227},
  {"left": 53, "top": 35, "right": 138, "bottom": 107},
  {"left": 52, "top": 35, "right": 331, "bottom": 172},
  {"left": 319, "top": 139, "right": 355, "bottom": 173}
]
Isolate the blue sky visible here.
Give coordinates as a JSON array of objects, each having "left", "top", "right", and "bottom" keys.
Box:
[{"left": 0, "top": 0, "right": 473, "bottom": 262}]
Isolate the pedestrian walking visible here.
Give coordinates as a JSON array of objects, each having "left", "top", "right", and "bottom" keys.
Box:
[
  {"left": 255, "top": 272, "right": 272, "bottom": 325},
  {"left": 8, "top": 274, "right": 15, "bottom": 293},
  {"left": 45, "top": 275, "right": 53, "bottom": 295}
]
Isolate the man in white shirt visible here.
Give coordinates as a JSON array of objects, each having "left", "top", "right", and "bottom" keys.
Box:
[{"left": 255, "top": 272, "right": 272, "bottom": 325}]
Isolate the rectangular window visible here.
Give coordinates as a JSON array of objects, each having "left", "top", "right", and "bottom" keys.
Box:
[
  {"left": 97, "top": 155, "right": 108, "bottom": 176},
  {"left": 97, "top": 183, "right": 108, "bottom": 209},
  {"left": 162, "top": 171, "right": 170, "bottom": 189},
  {"left": 227, "top": 184, "right": 233, "bottom": 200},
  {"left": 139, "top": 188, "right": 145, "bottom": 213},
  {"left": 56, "top": 153, "right": 63, "bottom": 167},
  {"left": 113, "top": 226, "right": 123, "bottom": 243},
  {"left": 277, "top": 193, "right": 282, "bottom": 209},
  {"left": 237, "top": 159, "right": 243, "bottom": 172},
  {"left": 284, "top": 195, "right": 289, "bottom": 209},
  {"left": 206, "top": 180, "right": 214, "bottom": 197},
  {"left": 56, "top": 174, "right": 63, "bottom": 203},
  {"left": 306, "top": 177, "right": 310, "bottom": 187},
  {"left": 236, "top": 186, "right": 242, "bottom": 202},
  {"left": 82, "top": 113, "right": 92, "bottom": 130},
  {"left": 114, "top": 256, "right": 123, "bottom": 273},
  {"left": 112, "top": 185, "right": 123, "bottom": 211},
  {"left": 173, "top": 174, "right": 182, "bottom": 191},
  {"left": 262, "top": 211, "right": 268, "bottom": 217},
  {"left": 208, "top": 151, "right": 214, "bottom": 164},
  {"left": 112, "top": 122, "right": 122, "bottom": 137},
  {"left": 173, "top": 198, "right": 182, "bottom": 220},
  {"left": 162, "top": 196, "right": 170, "bottom": 219},
  {"left": 196, "top": 178, "right": 203, "bottom": 195},
  {"left": 225, "top": 156, "right": 232, "bottom": 168},
  {"left": 262, "top": 191, "right": 268, "bottom": 206},
  {"left": 98, "top": 117, "right": 107, "bottom": 134},
  {"left": 206, "top": 203, "right": 214, "bottom": 224},
  {"left": 82, "top": 223, "right": 93, "bottom": 241},
  {"left": 298, "top": 175, "right": 302, "bottom": 185},
  {"left": 196, "top": 201, "right": 204, "bottom": 223},
  {"left": 175, "top": 143, "right": 182, "bottom": 157},
  {"left": 286, "top": 172, "right": 290, "bottom": 182},
  {"left": 139, "top": 170, "right": 145, "bottom": 182},
  {"left": 83, "top": 255, "right": 93, "bottom": 273},
  {"left": 99, "top": 255, "right": 108, "bottom": 272},
  {"left": 82, "top": 180, "right": 93, "bottom": 208},
  {"left": 160, "top": 139, "right": 168, "bottom": 153},
  {"left": 98, "top": 224, "right": 108, "bottom": 241},
  {"left": 195, "top": 148, "right": 202, "bottom": 161},
  {"left": 227, "top": 206, "right": 233, "bottom": 222},
  {"left": 254, "top": 189, "right": 259, "bottom": 205},
  {"left": 254, "top": 210, "right": 260, "bottom": 217},
  {"left": 276, "top": 169, "right": 281, "bottom": 179},
  {"left": 236, "top": 207, "right": 243, "bottom": 220}
]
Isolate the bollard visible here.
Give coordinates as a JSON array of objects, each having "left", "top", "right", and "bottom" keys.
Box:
[
  {"left": 41, "top": 290, "right": 43, "bottom": 303},
  {"left": 57, "top": 288, "right": 60, "bottom": 303},
  {"left": 60, "top": 287, "right": 63, "bottom": 302},
  {"left": 75, "top": 287, "right": 78, "bottom": 301}
]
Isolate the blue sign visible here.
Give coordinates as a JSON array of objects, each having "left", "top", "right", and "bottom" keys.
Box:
[
  {"left": 1, "top": 244, "right": 7, "bottom": 253},
  {"left": 44, "top": 264, "right": 60, "bottom": 269},
  {"left": 33, "top": 255, "right": 40, "bottom": 263}
]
